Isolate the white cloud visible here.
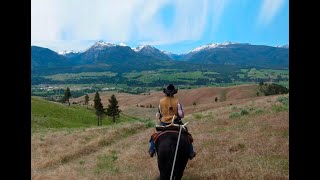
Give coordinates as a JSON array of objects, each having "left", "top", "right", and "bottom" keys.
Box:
[
  {"left": 258, "top": 0, "right": 285, "bottom": 26},
  {"left": 32, "top": 0, "right": 228, "bottom": 49}
]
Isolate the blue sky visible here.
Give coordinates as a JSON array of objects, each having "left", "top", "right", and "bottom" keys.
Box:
[{"left": 31, "top": 0, "right": 288, "bottom": 54}]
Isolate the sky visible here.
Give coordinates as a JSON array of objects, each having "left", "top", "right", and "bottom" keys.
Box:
[{"left": 31, "top": 0, "right": 288, "bottom": 54}]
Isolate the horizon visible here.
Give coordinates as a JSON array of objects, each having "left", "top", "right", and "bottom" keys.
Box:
[{"left": 31, "top": 0, "right": 288, "bottom": 54}]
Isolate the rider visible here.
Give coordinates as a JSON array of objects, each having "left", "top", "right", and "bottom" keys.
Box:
[{"left": 149, "top": 84, "right": 196, "bottom": 160}]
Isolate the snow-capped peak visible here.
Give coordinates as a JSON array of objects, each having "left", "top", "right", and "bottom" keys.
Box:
[
  {"left": 188, "top": 41, "right": 243, "bottom": 53},
  {"left": 132, "top": 45, "right": 154, "bottom": 52},
  {"left": 119, "top": 42, "right": 128, "bottom": 47},
  {"left": 58, "top": 50, "right": 79, "bottom": 55},
  {"left": 93, "top": 40, "right": 116, "bottom": 47}
]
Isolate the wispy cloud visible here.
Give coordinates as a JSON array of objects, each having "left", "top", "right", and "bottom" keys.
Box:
[
  {"left": 31, "top": 0, "right": 228, "bottom": 48},
  {"left": 258, "top": 0, "right": 285, "bottom": 26}
]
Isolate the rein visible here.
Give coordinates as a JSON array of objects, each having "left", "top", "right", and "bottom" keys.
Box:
[{"left": 170, "top": 125, "right": 182, "bottom": 180}]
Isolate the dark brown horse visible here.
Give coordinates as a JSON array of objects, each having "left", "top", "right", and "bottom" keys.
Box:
[{"left": 155, "top": 129, "right": 190, "bottom": 180}]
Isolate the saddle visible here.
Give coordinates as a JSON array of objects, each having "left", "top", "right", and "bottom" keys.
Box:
[{"left": 150, "top": 125, "right": 194, "bottom": 144}]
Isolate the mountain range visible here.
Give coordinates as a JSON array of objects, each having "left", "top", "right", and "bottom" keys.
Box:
[{"left": 31, "top": 41, "right": 288, "bottom": 75}]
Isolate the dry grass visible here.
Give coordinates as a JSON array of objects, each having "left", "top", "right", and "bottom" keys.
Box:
[
  {"left": 33, "top": 90, "right": 288, "bottom": 179},
  {"left": 71, "top": 84, "right": 258, "bottom": 112}
]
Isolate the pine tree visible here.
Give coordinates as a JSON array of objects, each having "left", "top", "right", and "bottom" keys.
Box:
[
  {"left": 105, "top": 94, "right": 121, "bottom": 123},
  {"left": 94, "top": 92, "right": 104, "bottom": 126},
  {"left": 84, "top": 94, "right": 89, "bottom": 109},
  {"left": 64, "top": 87, "right": 71, "bottom": 106}
]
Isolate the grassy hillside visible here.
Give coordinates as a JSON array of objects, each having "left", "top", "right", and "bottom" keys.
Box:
[
  {"left": 31, "top": 97, "right": 144, "bottom": 133},
  {"left": 32, "top": 92, "right": 288, "bottom": 179}
]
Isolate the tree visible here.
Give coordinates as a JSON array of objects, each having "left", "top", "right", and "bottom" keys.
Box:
[
  {"left": 94, "top": 92, "right": 104, "bottom": 126},
  {"left": 63, "top": 87, "right": 71, "bottom": 106},
  {"left": 105, "top": 94, "right": 121, "bottom": 123},
  {"left": 215, "top": 97, "right": 218, "bottom": 102},
  {"left": 84, "top": 94, "right": 89, "bottom": 109},
  {"left": 259, "top": 81, "right": 264, "bottom": 86}
]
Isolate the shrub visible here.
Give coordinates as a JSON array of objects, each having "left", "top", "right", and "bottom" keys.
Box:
[
  {"left": 193, "top": 113, "right": 203, "bottom": 119},
  {"left": 193, "top": 102, "right": 196, "bottom": 106},
  {"left": 145, "top": 121, "right": 155, "bottom": 128},
  {"left": 277, "top": 96, "right": 289, "bottom": 106},
  {"left": 259, "top": 83, "right": 289, "bottom": 96},
  {"left": 272, "top": 104, "right": 288, "bottom": 112},
  {"left": 240, "top": 109, "right": 249, "bottom": 116},
  {"left": 229, "top": 112, "right": 241, "bottom": 118},
  {"left": 255, "top": 109, "right": 264, "bottom": 114}
]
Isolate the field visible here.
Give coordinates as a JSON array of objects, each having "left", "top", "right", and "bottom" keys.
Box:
[
  {"left": 44, "top": 72, "right": 117, "bottom": 81},
  {"left": 32, "top": 68, "right": 289, "bottom": 97},
  {"left": 31, "top": 85, "right": 288, "bottom": 179}
]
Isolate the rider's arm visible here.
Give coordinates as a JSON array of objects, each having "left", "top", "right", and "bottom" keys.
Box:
[
  {"left": 178, "top": 103, "right": 184, "bottom": 118},
  {"left": 158, "top": 105, "right": 162, "bottom": 119}
]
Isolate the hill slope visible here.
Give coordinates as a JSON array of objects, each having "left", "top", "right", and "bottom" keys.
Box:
[
  {"left": 71, "top": 84, "right": 260, "bottom": 119},
  {"left": 32, "top": 93, "right": 288, "bottom": 179},
  {"left": 31, "top": 97, "right": 141, "bottom": 132},
  {"left": 31, "top": 97, "right": 98, "bottom": 130}
]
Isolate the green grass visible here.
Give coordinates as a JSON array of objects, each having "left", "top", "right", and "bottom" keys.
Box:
[
  {"left": 229, "top": 112, "right": 241, "bottom": 118},
  {"left": 240, "top": 109, "right": 249, "bottom": 116},
  {"left": 123, "top": 70, "right": 213, "bottom": 83},
  {"left": 95, "top": 151, "right": 119, "bottom": 174},
  {"left": 44, "top": 72, "right": 117, "bottom": 81},
  {"left": 33, "top": 68, "right": 288, "bottom": 97},
  {"left": 137, "top": 118, "right": 156, "bottom": 128},
  {"left": 193, "top": 113, "right": 204, "bottom": 119},
  {"left": 238, "top": 68, "right": 289, "bottom": 81},
  {"left": 272, "top": 104, "right": 288, "bottom": 112},
  {"left": 277, "top": 96, "right": 289, "bottom": 106},
  {"left": 254, "top": 109, "right": 265, "bottom": 115},
  {"left": 31, "top": 97, "right": 141, "bottom": 132},
  {"left": 271, "top": 96, "right": 289, "bottom": 112}
]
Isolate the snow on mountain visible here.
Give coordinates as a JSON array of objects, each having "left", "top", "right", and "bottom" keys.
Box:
[
  {"left": 276, "top": 44, "right": 289, "bottom": 48},
  {"left": 119, "top": 42, "right": 128, "bottom": 47},
  {"left": 81, "top": 40, "right": 117, "bottom": 52},
  {"left": 58, "top": 50, "right": 80, "bottom": 55},
  {"left": 93, "top": 40, "right": 116, "bottom": 47},
  {"left": 132, "top": 45, "right": 146, "bottom": 52},
  {"left": 188, "top": 42, "right": 247, "bottom": 53},
  {"left": 132, "top": 45, "right": 156, "bottom": 52}
]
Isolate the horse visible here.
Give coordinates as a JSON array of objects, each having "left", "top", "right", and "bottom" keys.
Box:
[
  {"left": 153, "top": 113, "right": 193, "bottom": 180},
  {"left": 154, "top": 123, "right": 191, "bottom": 180}
]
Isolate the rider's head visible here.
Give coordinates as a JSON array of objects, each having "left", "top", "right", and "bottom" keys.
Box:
[{"left": 163, "top": 84, "right": 178, "bottom": 96}]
